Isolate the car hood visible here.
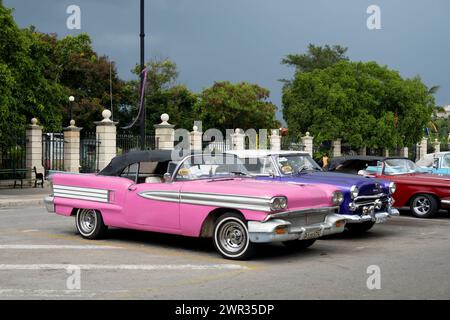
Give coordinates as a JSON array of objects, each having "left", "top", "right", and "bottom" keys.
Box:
[
  {"left": 181, "top": 178, "right": 338, "bottom": 210},
  {"left": 385, "top": 173, "right": 450, "bottom": 187},
  {"left": 279, "top": 171, "right": 387, "bottom": 192}
]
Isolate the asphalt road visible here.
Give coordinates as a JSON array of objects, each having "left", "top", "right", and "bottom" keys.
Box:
[{"left": 0, "top": 205, "right": 449, "bottom": 299}]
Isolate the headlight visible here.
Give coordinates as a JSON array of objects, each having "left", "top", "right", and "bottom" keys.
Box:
[
  {"left": 332, "top": 191, "right": 344, "bottom": 206},
  {"left": 270, "top": 196, "right": 288, "bottom": 211},
  {"left": 389, "top": 182, "right": 396, "bottom": 195},
  {"left": 350, "top": 185, "right": 359, "bottom": 199}
]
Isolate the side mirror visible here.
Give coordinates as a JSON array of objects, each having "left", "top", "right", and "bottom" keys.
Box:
[
  {"left": 268, "top": 169, "right": 275, "bottom": 178},
  {"left": 163, "top": 173, "right": 172, "bottom": 183}
]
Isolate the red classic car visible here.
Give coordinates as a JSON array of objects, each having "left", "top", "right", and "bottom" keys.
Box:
[{"left": 328, "top": 156, "right": 450, "bottom": 218}]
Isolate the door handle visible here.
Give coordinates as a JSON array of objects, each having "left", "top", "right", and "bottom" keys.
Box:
[{"left": 128, "top": 185, "right": 137, "bottom": 191}]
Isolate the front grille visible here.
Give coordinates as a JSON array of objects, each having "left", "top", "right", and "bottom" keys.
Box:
[
  {"left": 282, "top": 211, "right": 328, "bottom": 228},
  {"left": 352, "top": 194, "right": 390, "bottom": 214}
]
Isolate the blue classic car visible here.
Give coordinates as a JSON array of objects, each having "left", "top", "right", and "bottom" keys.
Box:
[
  {"left": 416, "top": 152, "right": 450, "bottom": 175},
  {"left": 228, "top": 150, "right": 399, "bottom": 233}
]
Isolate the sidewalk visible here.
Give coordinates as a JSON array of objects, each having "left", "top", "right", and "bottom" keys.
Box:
[{"left": 0, "top": 187, "right": 50, "bottom": 208}]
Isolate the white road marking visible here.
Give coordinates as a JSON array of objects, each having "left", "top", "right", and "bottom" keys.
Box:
[
  {"left": 21, "top": 229, "right": 39, "bottom": 233},
  {"left": 0, "top": 245, "right": 122, "bottom": 250},
  {"left": 0, "top": 289, "right": 128, "bottom": 298},
  {"left": 0, "top": 264, "right": 248, "bottom": 270}
]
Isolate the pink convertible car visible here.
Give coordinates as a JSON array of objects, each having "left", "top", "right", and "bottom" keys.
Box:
[{"left": 45, "top": 151, "right": 346, "bottom": 259}]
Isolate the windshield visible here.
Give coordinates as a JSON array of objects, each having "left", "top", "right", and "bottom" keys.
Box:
[
  {"left": 274, "top": 154, "right": 322, "bottom": 175},
  {"left": 174, "top": 154, "right": 251, "bottom": 180},
  {"left": 239, "top": 156, "right": 277, "bottom": 176},
  {"left": 442, "top": 154, "right": 450, "bottom": 168},
  {"left": 382, "top": 158, "right": 427, "bottom": 175}
]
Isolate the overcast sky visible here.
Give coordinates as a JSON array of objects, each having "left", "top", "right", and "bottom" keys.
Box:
[{"left": 5, "top": 0, "right": 450, "bottom": 122}]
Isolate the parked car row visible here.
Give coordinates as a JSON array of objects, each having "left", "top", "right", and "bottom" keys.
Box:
[
  {"left": 44, "top": 149, "right": 442, "bottom": 260},
  {"left": 328, "top": 155, "right": 450, "bottom": 218}
]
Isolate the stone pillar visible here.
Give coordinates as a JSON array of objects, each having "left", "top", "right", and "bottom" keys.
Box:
[
  {"left": 301, "top": 132, "right": 313, "bottom": 156},
  {"left": 95, "top": 110, "right": 117, "bottom": 171},
  {"left": 417, "top": 137, "right": 427, "bottom": 160},
  {"left": 270, "top": 129, "right": 281, "bottom": 151},
  {"left": 359, "top": 146, "right": 367, "bottom": 156},
  {"left": 332, "top": 138, "right": 342, "bottom": 157},
  {"left": 154, "top": 113, "right": 175, "bottom": 150},
  {"left": 26, "top": 118, "right": 44, "bottom": 181},
  {"left": 383, "top": 148, "right": 389, "bottom": 157},
  {"left": 63, "top": 120, "right": 82, "bottom": 173},
  {"left": 190, "top": 125, "right": 202, "bottom": 151},
  {"left": 231, "top": 129, "right": 245, "bottom": 150},
  {"left": 402, "top": 147, "right": 409, "bottom": 158},
  {"left": 433, "top": 139, "right": 440, "bottom": 153}
]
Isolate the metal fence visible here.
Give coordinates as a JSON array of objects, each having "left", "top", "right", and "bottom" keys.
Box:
[
  {"left": 116, "top": 133, "right": 158, "bottom": 154},
  {"left": 0, "top": 132, "right": 27, "bottom": 179},
  {"left": 202, "top": 140, "right": 231, "bottom": 152},
  {"left": 281, "top": 136, "right": 305, "bottom": 151},
  {"left": 42, "top": 132, "right": 64, "bottom": 176},
  {"left": 80, "top": 132, "right": 100, "bottom": 173},
  {"left": 440, "top": 143, "right": 450, "bottom": 152}
]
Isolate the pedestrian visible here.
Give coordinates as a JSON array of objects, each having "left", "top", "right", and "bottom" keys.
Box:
[{"left": 322, "top": 153, "right": 329, "bottom": 170}]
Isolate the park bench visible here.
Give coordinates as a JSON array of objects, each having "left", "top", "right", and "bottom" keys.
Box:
[{"left": 0, "top": 167, "right": 44, "bottom": 188}]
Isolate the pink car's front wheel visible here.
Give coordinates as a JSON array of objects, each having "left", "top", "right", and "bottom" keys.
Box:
[{"left": 213, "top": 213, "right": 255, "bottom": 260}]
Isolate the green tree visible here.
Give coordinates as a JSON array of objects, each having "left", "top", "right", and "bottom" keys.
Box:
[
  {"left": 282, "top": 60, "right": 434, "bottom": 149},
  {"left": 282, "top": 44, "right": 348, "bottom": 73},
  {"left": 194, "top": 81, "right": 280, "bottom": 132},
  {"left": 124, "top": 59, "right": 198, "bottom": 132},
  {"left": 50, "top": 33, "right": 128, "bottom": 131},
  {"left": 0, "top": 4, "right": 66, "bottom": 149}
]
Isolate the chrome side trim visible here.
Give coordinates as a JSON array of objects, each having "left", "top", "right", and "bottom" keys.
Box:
[
  {"left": 441, "top": 199, "right": 450, "bottom": 205},
  {"left": 53, "top": 185, "right": 109, "bottom": 203},
  {"left": 139, "top": 191, "right": 180, "bottom": 203},
  {"left": 138, "top": 191, "right": 272, "bottom": 212}
]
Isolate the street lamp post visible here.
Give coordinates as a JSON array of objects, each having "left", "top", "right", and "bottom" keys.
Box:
[
  {"left": 139, "top": 0, "right": 146, "bottom": 150},
  {"left": 69, "top": 95, "right": 75, "bottom": 122}
]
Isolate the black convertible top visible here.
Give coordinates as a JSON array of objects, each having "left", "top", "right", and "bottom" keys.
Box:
[
  {"left": 328, "top": 155, "right": 409, "bottom": 172},
  {"left": 98, "top": 150, "right": 173, "bottom": 176},
  {"left": 328, "top": 156, "right": 384, "bottom": 171}
]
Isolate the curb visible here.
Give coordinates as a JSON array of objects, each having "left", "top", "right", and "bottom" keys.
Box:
[{"left": 0, "top": 198, "right": 44, "bottom": 209}]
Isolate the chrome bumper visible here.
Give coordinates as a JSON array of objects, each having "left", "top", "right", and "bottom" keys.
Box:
[
  {"left": 339, "top": 208, "right": 400, "bottom": 224},
  {"left": 248, "top": 213, "right": 346, "bottom": 243},
  {"left": 44, "top": 196, "right": 55, "bottom": 213}
]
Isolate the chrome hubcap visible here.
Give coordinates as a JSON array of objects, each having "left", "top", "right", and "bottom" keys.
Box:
[
  {"left": 219, "top": 221, "right": 246, "bottom": 253},
  {"left": 79, "top": 209, "right": 97, "bottom": 234},
  {"left": 413, "top": 197, "right": 431, "bottom": 215}
]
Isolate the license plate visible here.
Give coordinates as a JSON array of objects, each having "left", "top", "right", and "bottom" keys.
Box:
[{"left": 302, "top": 229, "right": 322, "bottom": 240}]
